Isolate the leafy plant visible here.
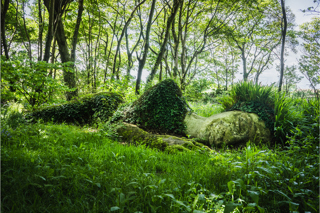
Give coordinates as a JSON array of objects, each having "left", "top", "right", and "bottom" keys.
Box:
[{"left": 1, "top": 57, "right": 73, "bottom": 108}]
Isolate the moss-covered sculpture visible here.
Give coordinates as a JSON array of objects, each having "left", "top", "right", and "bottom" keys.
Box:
[
  {"left": 124, "top": 79, "right": 189, "bottom": 135},
  {"left": 117, "top": 122, "right": 211, "bottom": 154},
  {"left": 27, "top": 92, "right": 123, "bottom": 125}
]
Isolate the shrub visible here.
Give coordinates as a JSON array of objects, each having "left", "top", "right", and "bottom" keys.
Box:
[
  {"left": 125, "top": 79, "right": 189, "bottom": 135},
  {"left": 27, "top": 92, "right": 123, "bottom": 125},
  {"left": 1, "top": 102, "right": 27, "bottom": 129}
]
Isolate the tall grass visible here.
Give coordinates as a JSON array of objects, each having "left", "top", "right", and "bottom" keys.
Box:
[
  {"left": 188, "top": 102, "right": 224, "bottom": 117},
  {"left": 1, "top": 120, "right": 318, "bottom": 212},
  {"left": 218, "top": 81, "right": 274, "bottom": 110}
]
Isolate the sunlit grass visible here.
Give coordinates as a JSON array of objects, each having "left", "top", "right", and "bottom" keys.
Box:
[
  {"left": 189, "top": 102, "right": 224, "bottom": 117},
  {"left": 2, "top": 121, "right": 318, "bottom": 212}
]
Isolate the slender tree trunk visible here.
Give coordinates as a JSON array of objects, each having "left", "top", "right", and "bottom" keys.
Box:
[
  {"left": 38, "top": 0, "right": 44, "bottom": 61},
  {"left": 71, "top": 0, "right": 84, "bottom": 62},
  {"left": 103, "top": 34, "right": 109, "bottom": 83},
  {"left": 241, "top": 48, "right": 247, "bottom": 81},
  {"left": 278, "top": 0, "right": 287, "bottom": 92},
  {"left": 93, "top": 17, "right": 101, "bottom": 92},
  {"left": 255, "top": 72, "right": 260, "bottom": 84},
  {"left": 48, "top": 38, "right": 56, "bottom": 77},
  {"left": 225, "top": 69, "right": 228, "bottom": 90},
  {"left": 125, "top": 27, "right": 133, "bottom": 79},
  {"left": 135, "top": 0, "right": 156, "bottom": 94},
  {"left": 146, "top": 0, "right": 180, "bottom": 86},
  {"left": 43, "top": 0, "right": 55, "bottom": 62},
  {"left": 1, "top": 0, "right": 10, "bottom": 59},
  {"left": 54, "top": 0, "right": 83, "bottom": 100},
  {"left": 112, "top": 0, "right": 147, "bottom": 80},
  {"left": 22, "top": 1, "right": 32, "bottom": 61},
  {"left": 159, "top": 61, "right": 162, "bottom": 81},
  {"left": 171, "top": 2, "right": 183, "bottom": 78}
]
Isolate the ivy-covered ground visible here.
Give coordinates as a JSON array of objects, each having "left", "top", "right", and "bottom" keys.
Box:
[{"left": 1, "top": 94, "right": 319, "bottom": 212}]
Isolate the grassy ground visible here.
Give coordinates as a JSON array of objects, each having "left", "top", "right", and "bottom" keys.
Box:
[
  {"left": 2, "top": 121, "right": 318, "bottom": 212},
  {"left": 188, "top": 102, "right": 224, "bottom": 117}
]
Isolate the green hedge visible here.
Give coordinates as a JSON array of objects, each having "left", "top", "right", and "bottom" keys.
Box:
[{"left": 26, "top": 92, "right": 123, "bottom": 125}]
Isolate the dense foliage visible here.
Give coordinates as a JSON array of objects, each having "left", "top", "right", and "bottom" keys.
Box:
[
  {"left": 124, "top": 79, "right": 189, "bottom": 135},
  {"left": 26, "top": 92, "right": 123, "bottom": 125},
  {"left": 1, "top": 109, "right": 319, "bottom": 212},
  {"left": 1, "top": 0, "right": 319, "bottom": 211}
]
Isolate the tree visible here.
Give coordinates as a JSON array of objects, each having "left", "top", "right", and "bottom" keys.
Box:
[
  {"left": 225, "top": 0, "right": 283, "bottom": 82},
  {"left": 111, "top": 0, "right": 147, "bottom": 80},
  {"left": 278, "top": 0, "right": 287, "bottom": 92},
  {"left": 276, "top": 65, "right": 302, "bottom": 93},
  {"left": 135, "top": 0, "right": 157, "bottom": 94},
  {"left": 298, "top": 17, "right": 320, "bottom": 99},
  {"left": 1, "top": 0, "right": 10, "bottom": 59},
  {"left": 146, "top": 0, "right": 181, "bottom": 87},
  {"left": 43, "top": 0, "right": 84, "bottom": 100}
]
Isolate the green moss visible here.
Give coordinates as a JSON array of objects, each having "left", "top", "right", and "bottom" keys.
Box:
[
  {"left": 165, "top": 145, "right": 191, "bottom": 154},
  {"left": 125, "top": 79, "right": 189, "bottom": 135},
  {"left": 145, "top": 138, "right": 168, "bottom": 151},
  {"left": 27, "top": 92, "right": 123, "bottom": 125},
  {"left": 117, "top": 123, "right": 212, "bottom": 154},
  {"left": 182, "top": 141, "right": 196, "bottom": 150}
]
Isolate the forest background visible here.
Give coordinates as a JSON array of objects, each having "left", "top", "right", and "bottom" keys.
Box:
[
  {"left": 1, "top": 0, "right": 320, "bottom": 212},
  {"left": 1, "top": 0, "right": 319, "bottom": 107}
]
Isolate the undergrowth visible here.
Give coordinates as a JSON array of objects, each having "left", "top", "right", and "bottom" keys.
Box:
[{"left": 1, "top": 121, "right": 318, "bottom": 212}]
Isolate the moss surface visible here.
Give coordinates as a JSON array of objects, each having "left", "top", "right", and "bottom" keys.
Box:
[
  {"left": 124, "top": 79, "right": 189, "bottom": 135},
  {"left": 27, "top": 92, "right": 123, "bottom": 125},
  {"left": 117, "top": 123, "right": 211, "bottom": 154}
]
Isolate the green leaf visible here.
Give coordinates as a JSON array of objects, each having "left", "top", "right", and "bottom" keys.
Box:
[
  {"left": 110, "top": 206, "right": 120, "bottom": 211},
  {"left": 227, "top": 181, "right": 236, "bottom": 194},
  {"left": 224, "top": 202, "right": 242, "bottom": 213},
  {"left": 248, "top": 190, "right": 259, "bottom": 204},
  {"left": 164, "top": 194, "right": 175, "bottom": 200}
]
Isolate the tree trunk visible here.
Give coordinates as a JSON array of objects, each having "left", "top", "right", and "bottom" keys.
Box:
[
  {"left": 171, "top": 1, "right": 183, "bottom": 78},
  {"left": 38, "top": 0, "right": 44, "bottom": 61},
  {"left": 241, "top": 48, "right": 247, "bottom": 81},
  {"left": 71, "top": 0, "right": 84, "bottom": 62},
  {"left": 278, "top": 0, "right": 287, "bottom": 92},
  {"left": 53, "top": 0, "right": 83, "bottom": 100},
  {"left": 43, "top": 0, "right": 55, "bottom": 62},
  {"left": 1, "top": 0, "right": 10, "bottom": 59},
  {"left": 159, "top": 61, "right": 162, "bottom": 81},
  {"left": 146, "top": 0, "right": 180, "bottom": 86},
  {"left": 112, "top": 0, "right": 147, "bottom": 80},
  {"left": 125, "top": 27, "right": 133, "bottom": 79},
  {"left": 135, "top": 0, "right": 156, "bottom": 94}
]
